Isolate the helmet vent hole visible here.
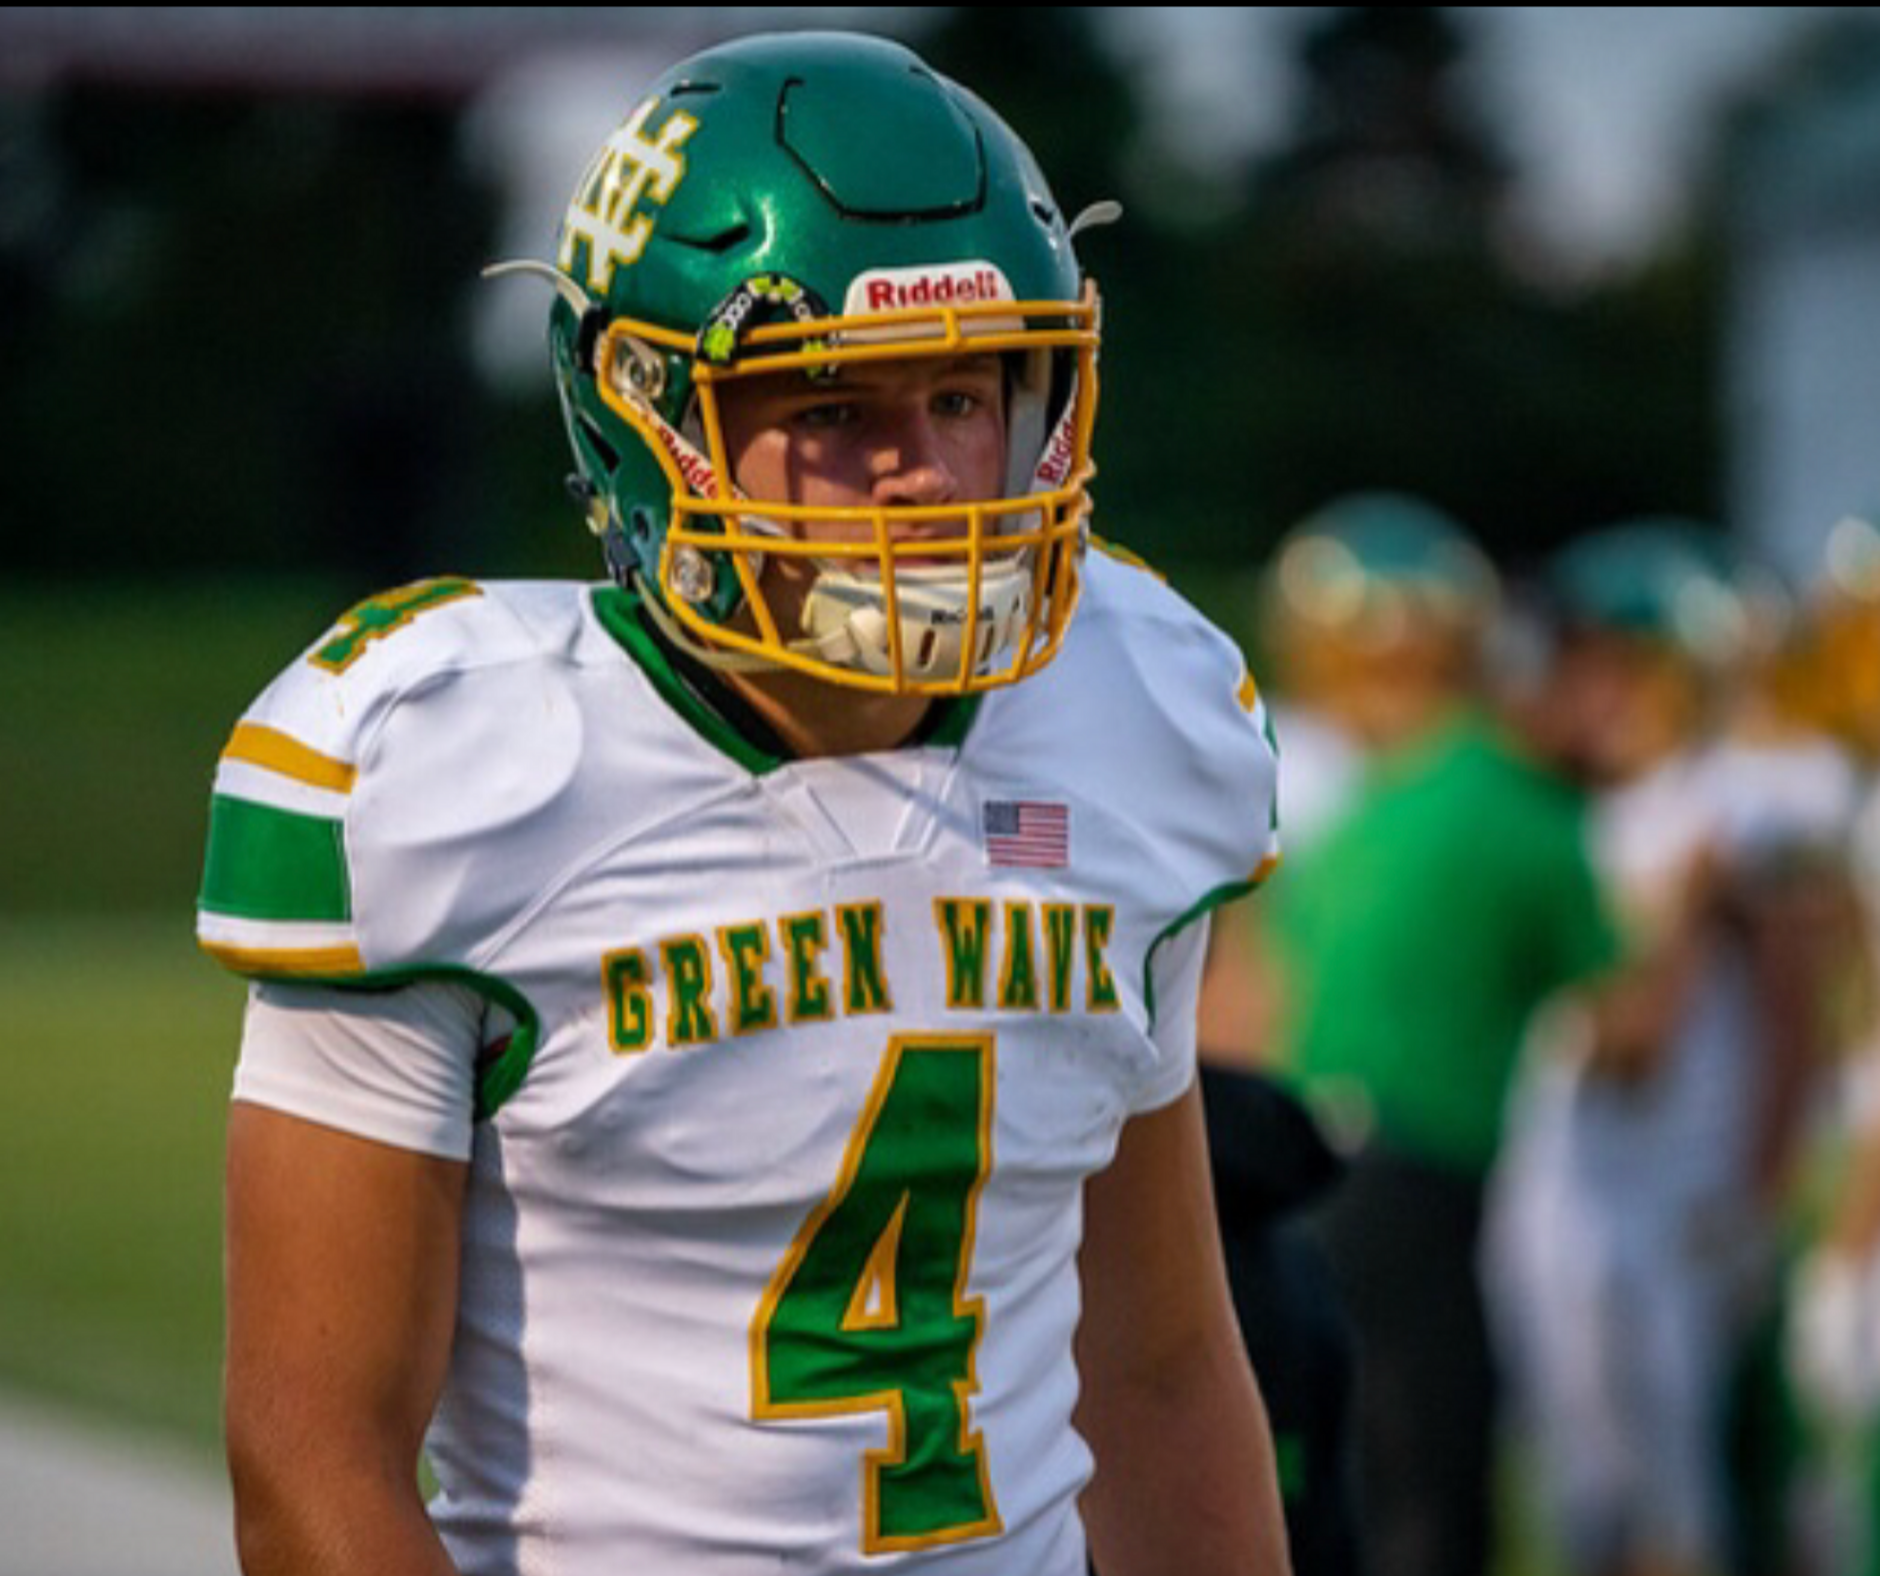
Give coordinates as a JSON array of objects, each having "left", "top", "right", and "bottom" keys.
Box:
[
  {"left": 670, "top": 223, "right": 753, "bottom": 256},
  {"left": 577, "top": 415, "right": 619, "bottom": 471}
]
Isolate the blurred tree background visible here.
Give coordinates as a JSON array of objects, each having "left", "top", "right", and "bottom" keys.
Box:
[
  {"left": 2, "top": 5, "right": 1733, "bottom": 598},
  {"left": 0, "top": 82, "right": 504, "bottom": 581},
  {"left": 928, "top": 6, "right": 1723, "bottom": 574}
]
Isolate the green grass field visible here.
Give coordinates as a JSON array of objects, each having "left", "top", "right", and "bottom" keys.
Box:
[
  {"left": 1, "top": 578, "right": 351, "bottom": 916},
  {"left": 0, "top": 916, "right": 243, "bottom": 1454},
  {"left": 0, "top": 579, "right": 346, "bottom": 1456}
]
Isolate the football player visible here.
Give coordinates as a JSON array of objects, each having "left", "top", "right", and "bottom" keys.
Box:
[
  {"left": 202, "top": 32, "right": 1290, "bottom": 1576},
  {"left": 1219, "top": 495, "right": 1612, "bottom": 1576},
  {"left": 1487, "top": 519, "right": 1859, "bottom": 1576}
]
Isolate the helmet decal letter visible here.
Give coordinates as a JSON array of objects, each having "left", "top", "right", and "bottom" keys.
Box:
[{"left": 560, "top": 97, "right": 700, "bottom": 296}]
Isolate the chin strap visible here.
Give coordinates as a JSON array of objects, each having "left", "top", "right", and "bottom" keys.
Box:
[
  {"left": 797, "top": 560, "right": 1036, "bottom": 680},
  {"left": 636, "top": 583, "right": 781, "bottom": 674},
  {"left": 481, "top": 258, "right": 595, "bottom": 316}
]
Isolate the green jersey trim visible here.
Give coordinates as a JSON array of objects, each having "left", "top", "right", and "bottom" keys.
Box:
[
  {"left": 200, "top": 796, "right": 351, "bottom": 923},
  {"left": 245, "top": 961, "right": 541, "bottom": 1123},
  {"left": 923, "top": 688, "right": 980, "bottom": 751},
  {"left": 328, "top": 964, "right": 542, "bottom": 1122},
  {"left": 1260, "top": 711, "right": 1281, "bottom": 834},
  {"left": 592, "top": 586, "right": 786, "bottom": 775},
  {"left": 1141, "top": 878, "right": 1263, "bottom": 1034}
]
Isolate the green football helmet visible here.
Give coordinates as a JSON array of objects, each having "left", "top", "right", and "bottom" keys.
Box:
[{"left": 499, "top": 31, "right": 1101, "bottom": 695}]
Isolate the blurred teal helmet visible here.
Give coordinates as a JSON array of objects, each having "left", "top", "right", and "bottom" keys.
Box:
[
  {"left": 1269, "top": 491, "right": 1499, "bottom": 635},
  {"left": 1546, "top": 517, "right": 1765, "bottom": 667},
  {"left": 496, "top": 31, "right": 1102, "bottom": 695}
]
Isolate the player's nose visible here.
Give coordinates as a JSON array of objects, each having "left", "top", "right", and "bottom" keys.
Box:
[{"left": 869, "top": 410, "right": 958, "bottom": 507}]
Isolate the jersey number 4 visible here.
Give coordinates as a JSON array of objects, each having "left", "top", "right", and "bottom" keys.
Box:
[{"left": 752, "top": 1034, "right": 1004, "bottom": 1553}]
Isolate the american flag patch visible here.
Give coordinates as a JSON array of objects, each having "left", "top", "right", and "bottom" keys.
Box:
[{"left": 982, "top": 799, "right": 1070, "bottom": 868}]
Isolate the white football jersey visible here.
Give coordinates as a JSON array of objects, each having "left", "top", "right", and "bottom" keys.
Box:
[{"left": 199, "top": 551, "right": 1280, "bottom": 1575}]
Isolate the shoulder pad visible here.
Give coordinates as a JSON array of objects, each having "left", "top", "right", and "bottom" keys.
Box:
[
  {"left": 1024, "top": 551, "right": 1283, "bottom": 900},
  {"left": 196, "top": 579, "right": 584, "bottom": 980}
]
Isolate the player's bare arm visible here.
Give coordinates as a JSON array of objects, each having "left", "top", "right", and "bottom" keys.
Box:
[
  {"left": 1076, "top": 1080, "right": 1293, "bottom": 1576},
  {"left": 225, "top": 1103, "right": 467, "bottom": 1576}
]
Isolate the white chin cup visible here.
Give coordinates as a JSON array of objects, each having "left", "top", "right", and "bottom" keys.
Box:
[{"left": 801, "top": 559, "right": 1034, "bottom": 680}]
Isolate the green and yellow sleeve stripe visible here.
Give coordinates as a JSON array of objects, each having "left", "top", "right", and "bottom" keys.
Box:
[{"left": 196, "top": 723, "right": 365, "bottom": 978}]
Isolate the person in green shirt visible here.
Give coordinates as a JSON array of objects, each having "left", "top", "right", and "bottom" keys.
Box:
[{"left": 1218, "top": 494, "right": 1621, "bottom": 1576}]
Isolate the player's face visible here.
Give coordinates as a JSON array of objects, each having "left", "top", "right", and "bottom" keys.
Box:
[
  {"left": 717, "top": 353, "right": 1009, "bottom": 546},
  {"left": 1547, "top": 630, "right": 1697, "bottom": 784}
]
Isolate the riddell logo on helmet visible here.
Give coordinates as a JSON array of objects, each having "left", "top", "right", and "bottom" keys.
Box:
[
  {"left": 1035, "top": 417, "right": 1076, "bottom": 488},
  {"left": 649, "top": 418, "right": 719, "bottom": 497},
  {"left": 846, "top": 263, "right": 1015, "bottom": 316}
]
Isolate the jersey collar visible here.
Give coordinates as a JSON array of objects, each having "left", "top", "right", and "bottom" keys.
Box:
[{"left": 591, "top": 586, "right": 980, "bottom": 772}]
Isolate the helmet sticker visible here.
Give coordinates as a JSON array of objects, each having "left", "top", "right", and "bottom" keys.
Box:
[
  {"left": 641, "top": 398, "right": 726, "bottom": 500},
  {"left": 697, "top": 274, "right": 831, "bottom": 369},
  {"left": 843, "top": 262, "right": 1015, "bottom": 316},
  {"left": 559, "top": 97, "right": 700, "bottom": 296},
  {"left": 1032, "top": 389, "right": 1079, "bottom": 491}
]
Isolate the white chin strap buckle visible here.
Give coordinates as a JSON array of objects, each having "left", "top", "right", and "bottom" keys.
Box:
[{"left": 801, "top": 560, "right": 1034, "bottom": 680}]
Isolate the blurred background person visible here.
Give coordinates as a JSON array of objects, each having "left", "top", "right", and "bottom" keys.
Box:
[
  {"left": 1775, "top": 509, "right": 1880, "bottom": 1576},
  {"left": 1697, "top": 530, "right": 1878, "bottom": 1576},
  {"left": 1198, "top": 499, "right": 1427, "bottom": 1576},
  {"left": 1200, "top": 497, "right": 1385, "bottom": 1073},
  {"left": 1487, "top": 519, "right": 1866, "bottom": 1576},
  {"left": 1206, "top": 492, "right": 1623, "bottom": 1576}
]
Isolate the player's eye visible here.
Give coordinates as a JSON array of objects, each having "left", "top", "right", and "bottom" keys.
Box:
[
  {"left": 932, "top": 363, "right": 1004, "bottom": 422},
  {"left": 932, "top": 390, "right": 983, "bottom": 420},
  {"left": 792, "top": 400, "right": 860, "bottom": 431}
]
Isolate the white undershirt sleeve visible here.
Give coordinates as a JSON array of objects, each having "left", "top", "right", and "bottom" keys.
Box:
[{"left": 232, "top": 978, "right": 485, "bottom": 1161}]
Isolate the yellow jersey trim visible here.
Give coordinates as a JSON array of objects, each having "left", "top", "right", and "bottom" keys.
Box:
[
  {"left": 199, "top": 939, "right": 365, "bottom": 977},
  {"left": 222, "top": 723, "right": 358, "bottom": 793}
]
